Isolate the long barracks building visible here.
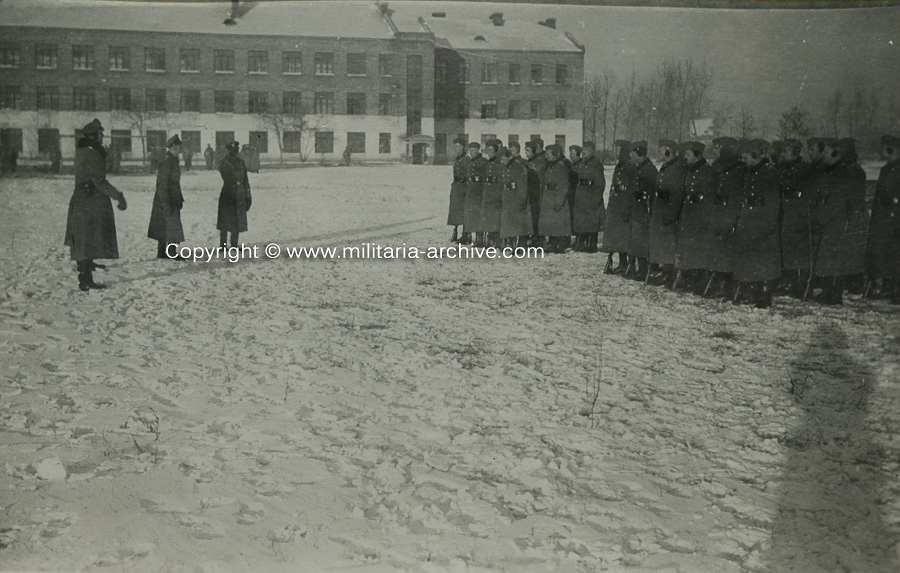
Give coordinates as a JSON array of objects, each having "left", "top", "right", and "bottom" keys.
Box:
[{"left": 0, "top": 0, "right": 584, "bottom": 165}]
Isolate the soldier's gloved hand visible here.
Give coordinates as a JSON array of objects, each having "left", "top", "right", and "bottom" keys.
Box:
[
  {"left": 175, "top": 198, "right": 184, "bottom": 210},
  {"left": 116, "top": 195, "right": 127, "bottom": 211}
]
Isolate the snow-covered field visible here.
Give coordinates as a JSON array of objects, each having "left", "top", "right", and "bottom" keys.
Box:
[{"left": 1, "top": 165, "right": 899, "bottom": 572}]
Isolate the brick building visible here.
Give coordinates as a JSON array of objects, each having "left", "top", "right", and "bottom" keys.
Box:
[{"left": 0, "top": 0, "right": 583, "bottom": 165}]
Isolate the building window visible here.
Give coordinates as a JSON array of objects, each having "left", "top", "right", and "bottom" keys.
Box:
[
  {"left": 248, "top": 91, "right": 268, "bottom": 113},
  {"left": 556, "top": 64, "right": 568, "bottom": 85},
  {"left": 379, "top": 94, "right": 393, "bottom": 116},
  {"left": 481, "top": 63, "right": 498, "bottom": 84},
  {"left": 216, "top": 131, "right": 235, "bottom": 149},
  {"left": 347, "top": 132, "right": 365, "bottom": 153},
  {"left": 530, "top": 100, "right": 542, "bottom": 119},
  {"left": 147, "top": 130, "right": 167, "bottom": 152},
  {"left": 180, "top": 48, "right": 200, "bottom": 73},
  {"left": 315, "top": 52, "right": 334, "bottom": 75},
  {"left": 0, "top": 129, "right": 23, "bottom": 153},
  {"left": 72, "top": 46, "right": 94, "bottom": 70},
  {"left": 379, "top": 54, "right": 394, "bottom": 77},
  {"left": 509, "top": 63, "right": 520, "bottom": 84},
  {"left": 109, "top": 88, "right": 131, "bottom": 111},
  {"left": 458, "top": 62, "right": 469, "bottom": 84},
  {"left": 146, "top": 89, "right": 166, "bottom": 112},
  {"left": 72, "top": 87, "right": 96, "bottom": 111},
  {"left": 181, "top": 130, "right": 201, "bottom": 154},
  {"left": 555, "top": 135, "right": 566, "bottom": 149},
  {"left": 1, "top": 46, "right": 22, "bottom": 68},
  {"left": 347, "top": 53, "right": 366, "bottom": 76},
  {"left": 36, "top": 86, "right": 59, "bottom": 110},
  {"left": 457, "top": 100, "right": 469, "bottom": 119},
  {"left": 508, "top": 134, "right": 519, "bottom": 147},
  {"left": 435, "top": 133, "right": 447, "bottom": 156},
  {"left": 283, "top": 131, "right": 301, "bottom": 153},
  {"left": 283, "top": 91, "right": 302, "bottom": 114},
  {"left": 555, "top": 100, "right": 567, "bottom": 119},
  {"left": 214, "top": 50, "right": 234, "bottom": 73},
  {"left": 508, "top": 100, "right": 520, "bottom": 120},
  {"left": 282, "top": 51, "right": 302, "bottom": 75},
  {"left": 249, "top": 131, "right": 268, "bottom": 153},
  {"left": 315, "top": 131, "right": 334, "bottom": 154},
  {"left": 530, "top": 134, "right": 542, "bottom": 142},
  {"left": 215, "top": 91, "right": 235, "bottom": 113},
  {"left": 181, "top": 90, "right": 200, "bottom": 112},
  {"left": 435, "top": 98, "right": 447, "bottom": 118},
  {"left": 109, "top": 47, "right": 129, "bottom": 71},
  {"left": 481, "top": 99, "right": 498, "bottom": 119},
  {"left": 347, "top": 93, "right": 366, "bottom": 115},
  {"left": 435, "top": 61, "right": 448, "bottom": 84},
  {"left": 35, "top": 44, "right": 57, "bottom": 69},
  {"left": 248, "top": 51, "right": 268, "bottom": 74},
  {"left": 145, "top": 48, "right": 166, "bottom": 72},
  {"left": 111, "top": 129, "right": 132, "bottom": 153},
  {"left": 481, "top": 133, "right": 497, "bottom": 148},
  {"left": 314, "top": 92, "right": 334, "bottom": 115},
  {"left": 0, "top": 86, "right": 21, "bottom": 110},
  {"left": 379, "top": 132, "right": 391, "bottom": 154},
  {"left": 38, "top": 128, "right": 60, "bottom": 154},
  {"left": 531, "top": 64, "right": 542, "bottom": 85}
]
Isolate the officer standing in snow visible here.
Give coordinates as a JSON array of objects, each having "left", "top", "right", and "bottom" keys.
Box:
[{"left": 148, "top": 135, "right": 186, "bottom": 260}]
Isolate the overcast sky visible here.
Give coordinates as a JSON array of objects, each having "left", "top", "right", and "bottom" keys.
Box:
[{"left": 393, "top": 1, "right": 900, "bottom": 135}]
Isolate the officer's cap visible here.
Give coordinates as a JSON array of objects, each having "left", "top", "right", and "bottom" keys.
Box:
[
  {"left": 166, "top": 134, "right": 182, "bottom": 148},
  {"left": 613, "top": 139, "right": 631, "bottom": 149},
  {"left": 532, "top": 138, "right": 544, "bottom": 148},
  {"left": 485, "top": 139, "right": 502, "bottom": 150},
  {"left": 81, "top": 118, "right": 104, "bottom": 135},
  {"left": 712, "top": 136, "right": 737, "bottom": 148},
  {"left": 631, "top": 141, "right": 648, "bottom": 154},
  {"left": 581, "top": 141, "right": 596, "bottom": 150},
  {"left": 508, "top": 140, "right": 521, "bottom": 151},
  {"left": 881, "top": 135, "right": 900, "bottom": 147},
  {"left": 658, "top": 139, "right": 678, "bottom": 150},
  {"left": 452, "top": 137, "right": 467, "bottom": 146},
  {"left": 467, "top": 141, "right": 481, "bottom": 150},
  {"left": 783, "top": 138, "right": 802, "bottom": 151},
  {"left": 682, "top": 141, "right": 705, "bottom": 154},
  {"left": 226, "top": 140, "right": 240, "bottom": 151},
  {"left": 544, "top": 144, "right": 562, "bottom": 155},
  {"left": 569, "top": 145, "right": 582, "bottom": 154}
]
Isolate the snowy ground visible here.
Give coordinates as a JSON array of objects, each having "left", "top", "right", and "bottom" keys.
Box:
[{"left": 1, "top": 165, "right": 899, "bottom": 573}]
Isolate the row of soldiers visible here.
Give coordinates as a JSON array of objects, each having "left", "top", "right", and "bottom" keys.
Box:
[{"left": 447, "top": 134, "right": 900, "bottom": 308}]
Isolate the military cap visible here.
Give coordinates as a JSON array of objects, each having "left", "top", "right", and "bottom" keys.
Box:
[
  {"left": 523, "top": 141, "right": 537, "bottom": 152},
  {"left": 81, "top": 118, "right": 104, "bottom": 135},
  {"left": 569, "top": 145, "right": 583, "bottom": 154},
  {"left": 226, "top": 140, "right": 240, "bottom": 151},
  {"left": 581, "top": 141, "right": 596, "bottom": 150},
  {"left": 712, "top": 136, "right": 737, "bottom": 148},
  {"left": 658, "top": 139, "right": 678, "bottom": 150},
  {"left": 166, "top": 134, "right": 182, "bottom": 148},
  {"left": 533, "top": 138, "right": 544, "bottom": 148},
  {"left": 544, "top": 144, "right": 562, "bottom": 155},
  {"left": 682, "top": 141, "right": 705, "bottom": 154},
  {"left": 742, "top": 139, "right": 767, "bottom": 154},
  {"left": 508, "top": 140, "right": 521, "bottom": 150},
  {"left": 631, "top": 141, "right": 648, "bottom": 154},
  {"left": 783, "top": 138, "right": 802, "bottom": 151},
  {"left": 485, "top": 139, "right": 502, "bottom": 150},
  {"left": 452, "top": 136, "right": 467, "bottom": 145},
  {"left": 498, "top": 146, "right": 510, "bottom": 158},
  {"left": 613, "top": 139, "right": 631, "bottom": 148},
  {"left": 881, "top": 135, "right": 900, "bottom": 147},
  {"left": 467, "top": 141, "right": 481, "bottom": 150}
]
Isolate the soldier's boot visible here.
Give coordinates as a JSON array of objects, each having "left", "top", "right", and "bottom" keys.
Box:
[
  {"left": 817, "top": 277, "right": 844, "bottom": 305},
  {"left": 845, "top": 273, "right": 865, "bottom": 295},
  {"left": 754, "top": 281, "right": 774, "bottom": 309},
  {"left": 230, "top": 232, "right": 240, "bottom": 248},
  {"left": 460, "top": 232, "right": 472, "bottom": 245},
  {"left": 611, "top": 253, "right": 628, "bottom": 275},
  {"left": 636, "top": 257, "right": 649, "bottom": 282},
  {"left": 219, "top": 231, "right": 229, "bottom": 248},
  {"left": 587, "top": 234, "right": 599, "bottom": 253},
  {"left": 702, "top": 272, "right": 717, "bottom": 298},
  {"left": 78, "top": 261, "right": 106, "bottom": 292},
  {"left": 671, "top": 269, "right": 683, "bottom": 291},
  {"left": 157, "top": 241, "right": 168, "bottom": 259},
  {"left": 451, "top": 226, "right": 459, "bottom": 243},
  {"left": 89, "top": 261, "right": 106, "bottom": 270},
  {"left": 604, "top": 254, "right": 614, "bottom": 275}
]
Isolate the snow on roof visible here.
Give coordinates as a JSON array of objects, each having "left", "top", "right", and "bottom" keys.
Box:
[
  {"left": 415, "top": 15, "right": 582, "bottom": 53},
  {"left": 0, "top": 0, "right": 396, "bottom": 40}
]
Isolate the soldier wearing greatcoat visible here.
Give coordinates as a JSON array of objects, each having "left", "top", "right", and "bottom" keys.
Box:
[
  {"left": 500, "top": 142, "right": 532, "bottom": 247},
  {"left": 647, "top": 139, "right": 685, "bottom": 285},
  {"left": 204, "top": 144, "right": 215, "bottom": 170},
  {"left": 538, "top": 145, "right": 574, "bottom": 253},
  {"left": 526, "top": 139, "right": 549, "bottom": 246},
  {"left": 463, "top": 142, "right": 488, "bottom": 247},
  {"left": 481, "top": 139, "right": 505, "bottom": 248},
  {"left": 217, "top": 141, "right": 252, "bottom": 248},
  {"left": 707, "top": 137, "right": 745, "bottom": 298},
  {"left": 571, "top": 141, "right": 606, "bottom": 253},
  {"left": 447, "top": 137, "right": 469, "bottom": 243},
  {"left": 148, "top": 134, "right": 186, "bottom": 260},
  {"left": 64, "top": 118, "right": 128, "bottom": 291},
  {"left": 777, "top": 139, "right": 816, "bottom": 296},
  {"left": 626, "top": 141, "right": 657, "bottom": 281},
  {"left": 602, "top": 140, "right": 636, "bottom": 274},
  {"left": 674, "top": 142, "right": 718, "bottom": 292},
  {"left": 806, "top": 138, "right": 825, "bottom": 171},
  {"left": 731, "top": 140, "right": 782, "bottom": 308},
  {"left": 866, "top": 135, "right": 900, "bottom": 303}
]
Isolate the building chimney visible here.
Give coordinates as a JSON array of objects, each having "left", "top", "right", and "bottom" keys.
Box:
[
  {"left": 431, "top": 11, "right": 446, "bottom": 18},
  {"left": 489, "top": 12, "right": 504, "bottom": 26},
  {"left": 539, "top": 17, "right": 556, "bottom": 29},
  {"left": 224, "top": 0, "right": 239, "bottom": 25}
]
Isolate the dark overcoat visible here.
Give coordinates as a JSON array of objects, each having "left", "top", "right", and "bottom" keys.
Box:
[
  {"left": 648, "top": 158, "right": 686, "bottom": 265},
  {"left": 676, "top": 159, "right": 718, "bottom": 271},
  {"left": 147, "top": 151, "right": 185, "bottom": 244},
  {"left": 627, "top": 159, "right": 658, "bottom": 259},
  {"left": 217, "top": 153, "right": 252, "bottom": 233},
  {"left": 602, "top": 160, "right": 637, "bottom": 253},
  {"left": 528, "top": 153, "right": 549, "bottom": 235},
  {"left": 447, "top": 152, "right": 468, "bottom": 226},
  {"left": 732, "top": 163, "right": 782, "bottom": 282},
  {"left": 708, "top": 157, "right": 745, "bottom": 273},
  {"left": 481, "top": 156, "right": 505, "bottom": 233},
  {"left": 64, "top": 139, "right": 123, "bottom": 261},
  {"left": 463, "top": 154, "right": 487, "bottom": 233},
  {"left": 866, "top": 158, "right": 900, "bottom": 279},
  {"left": 778, "top": 158, "right": 817, "bottom": 271},
  {"left": 500, "top": 157, "right": 532, "bottom": 238},
  {"left": 572, "top": 156, "right": 606, "bottom": 233},
  {"left": 813, "top": 160, "right": 867, "bottom": 277},
  {"left": 538, "top": 158, "right": 573, "bottom": 237}
]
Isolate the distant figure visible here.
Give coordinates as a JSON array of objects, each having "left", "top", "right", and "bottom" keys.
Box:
[
  {"left": 343, "top": 146, "right": 351, "bottom": 166},
  {"left": 50, "top": 143, "right": 62, "bottom": 174},
  {"left": 217, "top": 141, "right": 251, "bottom": 248},
  {"left": 250, "top": 146, "right": 260, "bottom": 173},
  {"left": 112, "top": 144, "right": 122, "bottom": 173},
  {"left": 204, "top": 144, "right": 215, "bottom": 170},
  {"left": 0, "top": 145, "right": 19, "bottom": 175},
  {"left": 183, "top": 147, "right": 193, "bottom": 171},
  {"left": 148, "top": 135, "right": 186, "bottom": 260}
]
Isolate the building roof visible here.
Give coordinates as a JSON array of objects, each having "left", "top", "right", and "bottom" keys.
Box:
[
  {"left": 0, "top": 0, "right": 396, "bottom": 40},
  {"left": 410, "top": 13, "right": 583, "bottom": 53}
]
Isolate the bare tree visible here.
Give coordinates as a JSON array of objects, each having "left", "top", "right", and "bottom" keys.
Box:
[
  {"left": 824, "top": 89, "right": 843, "bottom": 138},
  {"left": 712, "top": 102, "right": 735, "bottom": 137},
  {"left": 583, "top": 72, "right": 614, "bottom": 148},
  {"left": 259, "top": 107, "right": 309, "bottom": 165},
  {"left": 778, "top": 106, "right": 812, "bottom": 140},
  {"left": 114, "top": 109, "right": 165, "bottom": 167},
  {"left": 738, "top": 106, "right": 757, "bottom": 139}
]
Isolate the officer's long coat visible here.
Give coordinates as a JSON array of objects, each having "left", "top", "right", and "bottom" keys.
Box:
[
  {"left": 732, "top": 163, "right": 782, "bottom": 282},
  {"left": 147, "top": 151, "right": 185, "bottom": 244},
  {"left": 217, "top": 152, "right": 252, "bottom": 233},
  {"left": 481, "top": 155, "right": 504, "bottom": 233},
  {"left": 813, "top": 160, "right": 867, "bottom": 277},
  {"left": 676, "top": 159, "right": 718, "bottom": 271},
  {"left": 627, "top": 158, "right": 658, "bottom": 259},
  {"left": 778, "top": 158, "right": 816, "bottom": 271},
  {"left": 527, "top": 152, "right": 549, "bottom": 235},
  {"left": 602, "top": 159, "right": 637, "bottom": 253},
  {"left": 572, "top": 155, "right": 606, "bottom": 234},
  {"left": 447, "top": 152, "right": 468, "bottom": 226},
  {"left": 500, "top": 157, "right": 532, "bottom": 238},
  {"left": 538, "top": 158, "right": 573, "bottom": 237},
  {"left": 463, "top": 154, "right": 487, "bottom": 234},
  {"left": 866, "top": 158, "right": 900, "bottom": 279},
  {"left": 708, "top": 156, "right": 745, "bottom": 273},
  {"left": 648, "top": 158, "right": 686, "bottom": 265},
  {"left": 64, "top": 138, "right": 123, "bottom": 261}
]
